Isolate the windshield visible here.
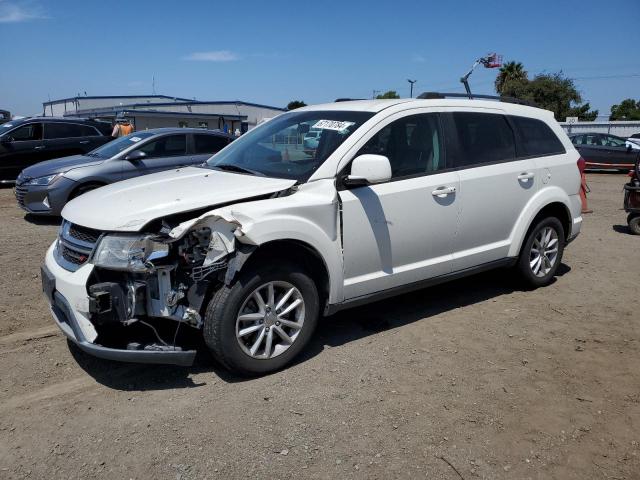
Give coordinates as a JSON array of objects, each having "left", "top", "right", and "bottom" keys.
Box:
[
  {"left": 88, "top": 131, "right": 156, "bottom": 158},
  {"left": 205, "top": 110, "right": 373, "bottom": 181}
]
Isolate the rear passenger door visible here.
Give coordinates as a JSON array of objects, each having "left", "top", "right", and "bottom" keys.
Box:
[
  {"left": 444, "top": 111, "right": 538, "bottom": 271},
  {"left": 129, "top": 134, "right": 189, "bottom": 175},
  {"left": 43, "top": 123, "right": 100, "bottom": 158},
  {"left": 192, "top": 133, "right": 230, "bottom": 164}
]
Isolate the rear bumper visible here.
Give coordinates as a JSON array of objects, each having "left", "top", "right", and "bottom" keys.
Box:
[{"left": 42, "top": 246, "right": 196, "bottom": 367}]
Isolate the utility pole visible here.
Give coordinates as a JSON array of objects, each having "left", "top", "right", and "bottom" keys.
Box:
[{"left": 407, "top": 79, "right": 417, "bottom": 98}]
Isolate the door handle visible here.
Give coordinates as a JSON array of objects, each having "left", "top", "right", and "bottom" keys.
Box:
[
  {"left": 431, "top": 186, "right": 456, "bottom": 197},
  {"left": 517, "top": 172, "right": 535, "bottom": 181},
  {"left": 79, "top": 140, "right": 90, "bottom": 144},
  {"left": 34, "top": 146, "right": 45, "bottom": 150}
]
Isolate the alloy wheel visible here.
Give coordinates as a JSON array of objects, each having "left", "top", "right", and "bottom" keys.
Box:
[
  {"left": 529, "top": 226, "right": 559, "bottom": 277},
  {"left": 235, "top": 281, "right": 305, "bottom": 359}
]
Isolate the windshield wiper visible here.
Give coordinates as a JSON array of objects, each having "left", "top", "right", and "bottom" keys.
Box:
[{"left": 212, "top": 163, "right": 264, "bottom": 176}]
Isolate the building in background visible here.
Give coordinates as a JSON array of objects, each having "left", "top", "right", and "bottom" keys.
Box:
[{"left": 42, "top": 95, "right": 286, "bottom": 133}]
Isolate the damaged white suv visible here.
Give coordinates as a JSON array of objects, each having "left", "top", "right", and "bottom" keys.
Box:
[{"left": 42, "top": 96, "right": 583, "bottom": 375}]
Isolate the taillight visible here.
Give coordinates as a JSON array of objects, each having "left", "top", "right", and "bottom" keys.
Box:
[
  {"left": 577, "top": 157, "right": 586, "bottom": 175},
  {"left": 628, "top": 170, "right": 635, "bottom": 177}
]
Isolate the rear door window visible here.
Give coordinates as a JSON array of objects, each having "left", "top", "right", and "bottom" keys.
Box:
[
  {"left": 194, "top": 134, "right": 229, "bottom": 154},
  {"left": 447, "top": 112, "right": 516, "bottom": 168},
  {"left": 44, "top": 123, "right": 87, "bottom": 139},
  {"left": 510, "top": 116, "right": 565, "bottom": 157}
]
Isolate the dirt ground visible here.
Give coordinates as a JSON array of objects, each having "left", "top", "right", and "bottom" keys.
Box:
[{"left": 0, "top": 173, "right": 638, "bottom": 480}]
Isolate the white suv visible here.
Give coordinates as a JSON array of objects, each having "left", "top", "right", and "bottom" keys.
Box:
[{"left": 42, "top": 97, "right": 583, "bottom": 375}]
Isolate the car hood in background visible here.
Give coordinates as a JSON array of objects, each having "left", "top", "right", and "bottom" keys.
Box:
[
  {"left": 61, "top": 167, "right": 297, "bottom": 231},
  {"left": 21, "top": 155, "right": 104, "bottom": 179}
]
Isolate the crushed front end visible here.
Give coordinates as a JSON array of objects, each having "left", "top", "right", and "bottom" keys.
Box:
[{"left": 42, "top": 218, "right": 239, "bottom": 366}]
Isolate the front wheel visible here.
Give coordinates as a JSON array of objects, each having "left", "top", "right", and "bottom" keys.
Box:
[
  {"left": 203, "top": 262, "right": 319, "bottom": 376},
  {"left": 516, "top": 217, "right": 565, "bottom": 288},
  {"left": 628, "top": 214, "right": 640, "bottom": 235}
]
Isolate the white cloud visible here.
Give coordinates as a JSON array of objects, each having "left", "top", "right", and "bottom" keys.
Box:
[
  {"left": 183, "top": 50, "right": 239, "bottom": 62},
  {"left": 0, "top": 1, "right": 46, "bottom": 23},
  {"left": 411, "top": 54, "right": 426, "bottom": 63}
]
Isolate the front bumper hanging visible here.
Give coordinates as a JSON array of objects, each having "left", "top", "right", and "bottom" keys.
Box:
[{"left": 42, "top": 265, "right": 197, "bottom": 367}]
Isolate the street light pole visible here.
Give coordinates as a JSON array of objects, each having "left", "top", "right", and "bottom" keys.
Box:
[{"left": 407, "top": 79, "right": 417, "bottom": 98}]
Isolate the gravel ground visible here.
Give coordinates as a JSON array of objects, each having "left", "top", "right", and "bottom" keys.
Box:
[{"left": 0, "top": 173, "right": 638, "bottom": 479}]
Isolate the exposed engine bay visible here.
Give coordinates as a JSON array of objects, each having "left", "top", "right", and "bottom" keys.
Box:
[{"left": 81, "top": 215, "right": 244, "bottom": 353}]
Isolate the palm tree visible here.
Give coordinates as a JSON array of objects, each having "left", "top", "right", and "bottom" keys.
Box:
[{"left": 495, "top": 61, "right": 528, "bottom": 94}]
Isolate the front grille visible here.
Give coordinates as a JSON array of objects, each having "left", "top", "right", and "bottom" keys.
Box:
[
  {"left": 60, "top": 244, "right": 89, "bottom": 265},
  {"left": 54, "top": 221, "right": 103, "bottom": 272},
  {"left": 69, "top": 224, "right": 101, "bottom": 244},
  {"left": 14, "top": 185, "right": 27, "bottom": 208}
]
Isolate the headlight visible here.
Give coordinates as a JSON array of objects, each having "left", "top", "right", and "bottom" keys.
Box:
[
  {"left": 25, "top": 173, "right": 62, "bottom": 186},
  {"left": 93, "top": 234, "right": 169, "bottom": 271}
]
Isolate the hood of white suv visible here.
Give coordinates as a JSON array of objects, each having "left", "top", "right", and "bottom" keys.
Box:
[{"left": 61, "top": 167, "right": 297, "bottom": 231}]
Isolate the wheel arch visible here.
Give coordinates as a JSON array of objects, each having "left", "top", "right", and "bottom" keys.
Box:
[
  {"left": 231, "top": 238, "right": 334, "bottom": 314},
  {"left": 508, "top": 187, "right": 574, "bottom": 258}
]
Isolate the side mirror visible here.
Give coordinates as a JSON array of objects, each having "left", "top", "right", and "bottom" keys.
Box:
[
  {"left": 344, "top": 154, "right": 392, "bottom": 187},
  {"left": 124, "top": 150, "right": 147, "bottom": 161},
  {"left": 1, "top": 136, "right": 13, "bottom": 144}
]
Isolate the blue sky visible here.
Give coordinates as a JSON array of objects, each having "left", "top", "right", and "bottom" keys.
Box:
[{"left": 1, "top": 0, "right": 638, "bottom": 118}]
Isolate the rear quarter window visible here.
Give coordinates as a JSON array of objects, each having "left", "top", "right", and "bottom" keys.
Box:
[{"left": 510, "top": 116, "right": 565, "bottom": 157}]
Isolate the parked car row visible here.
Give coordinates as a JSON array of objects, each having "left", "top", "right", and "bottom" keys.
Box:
[
  {"left": 14, "top": 128, "right": 233, "bottom": 215},
  {"left": 1, "top": 117, "right": 113, "bottom": 183},
  {"left": 569, "top": 132, "right": 640, "bottom": 170},
  {"left": 37, "top": 96, "right": 584, "bottom": 376}
]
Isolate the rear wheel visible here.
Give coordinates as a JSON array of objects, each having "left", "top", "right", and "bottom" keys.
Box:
[
  {"left": 628, "top": 214, "right": 640, "bottom": 235},
  {"left": 516, "top": 217, "right": 565, "bottom": 288},
  {"left": 203, "top": 261, "right": 319, "bottom": 376}
]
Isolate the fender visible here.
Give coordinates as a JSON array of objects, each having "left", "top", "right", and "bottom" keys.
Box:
[
  {"left": 169, "top": 179, "right": 346, "bottom": 304},
  {"left": 507, "top": 185, "right": 572, "bottom": 258}
]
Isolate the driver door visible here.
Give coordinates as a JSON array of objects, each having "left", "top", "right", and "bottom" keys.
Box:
[{"left": 338, "top": 112, "right": 460, "bottom": 300}]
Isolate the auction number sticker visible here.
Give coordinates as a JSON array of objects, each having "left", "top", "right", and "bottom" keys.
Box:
[
  {"left": 129, "top": 136, "right": 142, "bottom": 142},
  {"left": 312, "top": 120, "right": 355, "bottom": 132}
]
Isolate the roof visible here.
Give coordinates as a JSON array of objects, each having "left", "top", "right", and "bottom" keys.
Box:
[
  {"left": 2, "top": 116, "right": 110, "bottom": 125},
  {"left": 43, "top": 96, "right": 286, "bottom": 112},
  {"left": 296, "top": 98, "right": 554, "bottom": 118},
  {"left": 83, "top": 109, "right": 247, "bottom": 120},
  {"left": 43, "top": 94, "right": 193, "bottom": 105}
]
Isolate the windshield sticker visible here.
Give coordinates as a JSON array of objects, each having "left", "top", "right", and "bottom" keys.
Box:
[
  {"left": 129, "top": 136, "right": 142, "bottom": 142},
  {"left": 311, "top": 120, "right": 355, "bottom": 132}
]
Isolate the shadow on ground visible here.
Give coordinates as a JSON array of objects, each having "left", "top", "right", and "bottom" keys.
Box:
[
  {"left": 70, "top": 264, "right": 571, "bottom": 391},
  {"left": 23, "top": 213, "right": 61, "bottom": 226}
]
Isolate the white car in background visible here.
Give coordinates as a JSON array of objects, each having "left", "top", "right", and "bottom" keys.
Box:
[{"left": 42, "top": 96, "right": 583, "bottom": 375}]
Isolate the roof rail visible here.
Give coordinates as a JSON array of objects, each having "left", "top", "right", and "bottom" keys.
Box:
[
  {"left": 417, "top": 92, "right": 537, "bottom": 107},
  {"left": 334, "top": 98, "right": 366, "bottom": 102}
]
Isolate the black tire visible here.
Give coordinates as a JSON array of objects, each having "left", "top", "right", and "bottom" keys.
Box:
[
  {"left": 203, "top": 261, "right": 319, "bottom": 376},
  {"left": 628, "top": 214, "right": 640, "bottom": 235},
  {"left": 69, "top": 183, "right": 103, "bottom": 200},
  {"left": 516, "top": 216, "right": 565, "bottom": 288}
]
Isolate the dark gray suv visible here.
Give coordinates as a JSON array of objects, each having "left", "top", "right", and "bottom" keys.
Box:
[
  {"left": 15, "top": 128, "right": 233, "bottom": 216},
  {"left": 0, "top": 117, "right": 112, "bottom": 182}
]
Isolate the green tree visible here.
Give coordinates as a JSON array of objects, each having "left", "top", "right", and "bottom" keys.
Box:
[
  {"left": 500, "top": 72, "right": 598, "bottom": 121},
  {"left": 376, "top": 90, "right": 400, "bottom": 99},
  {"left": 610, "top": 99, "right": 640, "bottom": 120},
  {"left": 495, "top": 61, "right": 528, "bottom": 94},
  {"left": 286, "top": 100, "right": 307, "bottom": 110}
]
